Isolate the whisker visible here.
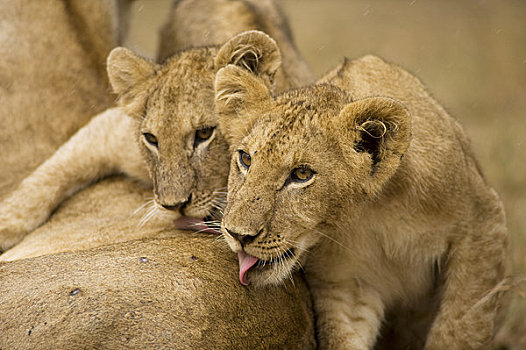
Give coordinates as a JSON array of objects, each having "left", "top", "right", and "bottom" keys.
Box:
[
  {"left": 202, "top": 219, "right": 222, "bottom": 224},
  {"left": 133, "top": 198, "right": 155, "bottom": 216},
  {"left": 203, "top": 225, "right": 222, "bottom": 229},
  {"left": 138, "top": 204, "right": 159, "bottom": 228},
  {"left": 314, "top": 229, "right": 352, "bottom": 252},
  {"left": 193, "top": 227, "right": 220, "bottom": 234},
  {"left": 210, "top": 203, "right": 225, "bottom": 212},
  {"left": 210, "top": 197, "right": 227, "bottom": 205},
  {"left": 212, "top": 234, "right": 231, "bottom": 248}
]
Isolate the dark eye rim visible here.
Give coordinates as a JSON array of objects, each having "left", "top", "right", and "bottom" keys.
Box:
[
  {"left": 238, "top": 150, "right": 251, "bottom": 169},
  {"left": 194, "top": 126, "right": 215, "bottom": 147},
  {"left": 142, "top": 132, "right": 158, "bottom": 147},
  {"left": 288, "top": 165, "right": 315, "bottom": 183}
]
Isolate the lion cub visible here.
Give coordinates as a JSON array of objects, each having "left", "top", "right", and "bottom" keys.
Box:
[
  {"left": 0, "top": 28, "right": 310, "bottom": 252},
  {"left": 214, "top": 55, "right": 508, "bottom": 348}
]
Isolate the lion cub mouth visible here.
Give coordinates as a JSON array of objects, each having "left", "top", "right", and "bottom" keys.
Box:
[
  {"left": 173, "top": 216, "right": 220, "bottom": 234},
  {"left": 237, "top": 249, "right": 295, "bottom": 286},
  {"left": 172, "top": 206, "right": 222, "bottom": 234}
]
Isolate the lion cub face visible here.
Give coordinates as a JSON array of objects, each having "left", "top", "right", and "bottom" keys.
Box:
[
  {"left": 108, "top": 48, "right": 228, "bottom": 219},
  {"left": 215, "top": 66, "right": 411, "bottom": 286},
  {"left": 106, "top": 31, "right": 281, "bottom": 221}
]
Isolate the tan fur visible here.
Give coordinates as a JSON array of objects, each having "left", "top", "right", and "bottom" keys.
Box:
[
  {"left": 0, "top": 2, "right": 312, "bottom": 256},
  {"left": 0, "top": 0, "right": 128, "bottom": 196},
  {"left": 215, "top": 55, "right": 508, "bottom": 349},
  {"left": 158, "top": 0, "right": 314, "bottom": 91},
  {"left": 0, "top": 0, "right": 134, "bottom": 253},
  {"left": 0, "top": 1, "right": 316, "bottom": 348},
  {"left": 0, "top": 233, "right": 315, "bottom": 349}
]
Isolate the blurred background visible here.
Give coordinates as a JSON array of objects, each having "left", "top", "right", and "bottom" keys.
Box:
[{"left": 126, "top": 0, "right": 526, "bottom": 343}]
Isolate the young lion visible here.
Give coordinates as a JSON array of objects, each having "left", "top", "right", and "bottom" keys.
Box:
[
  {"left": 214, "top": 55, "right": 508, "bottom": 348},
  {"left": 0, "top": 25, "right": 312, "bottom": 256}
]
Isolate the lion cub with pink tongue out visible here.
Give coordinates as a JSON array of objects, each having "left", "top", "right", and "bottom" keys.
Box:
[{"left": 214, "top": 49, "right": 508, "bottom": 348}]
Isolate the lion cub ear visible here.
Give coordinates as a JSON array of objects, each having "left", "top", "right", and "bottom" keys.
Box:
[
  {"left": 215, "top": 30, "right": 281, "bottom": 92},
  {"left": 215, "top": 64, "right": 272, "bottom": 149},
  {"left": 339, "top": 97, "right": 411, "bottom": 185},
  {"left": 107, "top": 47, "right": 158, "bottom": 117}
]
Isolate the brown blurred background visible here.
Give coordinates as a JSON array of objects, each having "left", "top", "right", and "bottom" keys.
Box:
[{"left": 126, "top": 0, "right": 526, "bottom": 342}]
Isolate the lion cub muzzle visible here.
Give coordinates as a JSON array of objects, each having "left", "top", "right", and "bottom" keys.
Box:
[
  {"left": 225, "top": 227, "right": 263, "bottom": 247},
  {"left": 160, "top": 194, "right": 191, "bottom": 212}
]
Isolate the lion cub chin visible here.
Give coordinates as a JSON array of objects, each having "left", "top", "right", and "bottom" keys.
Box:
[{"left": 214, "top": 54, "right": 508, "bottom": 349}]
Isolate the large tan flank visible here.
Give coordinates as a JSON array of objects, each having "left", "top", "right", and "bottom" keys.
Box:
[
  {"left": 0, "top": 0, "right": 127, "bottom": 196},
  {"left": 0, "top": 233, "right": 315, "bottom": 350}
]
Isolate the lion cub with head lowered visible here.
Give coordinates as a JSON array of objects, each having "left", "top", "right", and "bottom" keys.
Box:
[
  {"left": 0, "top": 26, "right": 312, "bottom": 255},
  {"left": 215, "top": 53, "right": 508, "bottom": 348}
]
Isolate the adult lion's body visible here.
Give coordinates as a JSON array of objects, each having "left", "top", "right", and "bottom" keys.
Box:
[
  {"left": 215, "top": 54, "right": 508, "bottom": 348},
  {"left": 0, "top": 0, "right": 128, "bottom": 196},
  {"left": 0, "top": 234, "right": 315, "bottom": 350},
  {"left": 0, "top": 1, "right": 316, "bottom": 348}
]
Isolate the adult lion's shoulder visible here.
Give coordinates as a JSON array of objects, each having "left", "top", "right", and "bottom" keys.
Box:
[{"left": 0, "top": 0, "right": 129, "bottom": 196}]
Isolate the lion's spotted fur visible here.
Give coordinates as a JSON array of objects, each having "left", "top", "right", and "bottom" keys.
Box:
[{"left": 215, "top": 54, "right": 508, "bottom": 349}]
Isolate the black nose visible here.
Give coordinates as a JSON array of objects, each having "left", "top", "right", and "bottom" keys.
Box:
[
  {"left": 162, "top": 203, "right": 182, "bottom": 211},
  {"left": 226, "top": 228, "right": 262, "bottom": 246},
  {"left": 161, "top": 195, "right": 191, "bottom": 211}
]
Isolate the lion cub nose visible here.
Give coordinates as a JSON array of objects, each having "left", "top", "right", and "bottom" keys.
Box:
[
  {"left": 162, "top": 203, "right": 183, "bottom": 211},
  {"left": 160, "top": 195, "right": 191, "bottom": 211},
  {"left": 226, "top": 227, "right": 262, "bottom": 246}
]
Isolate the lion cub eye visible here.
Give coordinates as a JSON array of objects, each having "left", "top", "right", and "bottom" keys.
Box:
[
  {"left": 238, "top": 150, "right": 251, "bottom": 169},
  {"left": 194, "top": 127, "right": 215, "bottom": 147},
  {"left": 142, "top": 132, "right": 158, "bottom": 148},
  {"left": 290, "top": 166, "right": 315, "bottom": 183}
]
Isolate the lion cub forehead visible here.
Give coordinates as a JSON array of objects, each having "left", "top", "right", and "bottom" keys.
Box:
[
  {"left": 275, "top": 84, "right": 349, "bottom": 122},
  {"left": 255, "top": 84, "right": 349, "bottom": 141},
  {"left": 162, "top": 47, "right": 217, "bottom": 74},
  {"left": 246, "top": 85, "right": 349, "bottom": 160},
  {"left": 155, "top": 48, "right": 217, "bottom": 101},
  {"left": 143, "top": 49, "right": 218, "bottom": 132},
  {"left": 145, "top": 84, "right": 215, "bottom": 133}
]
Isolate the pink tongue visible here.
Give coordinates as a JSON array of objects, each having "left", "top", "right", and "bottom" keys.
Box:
[
  {"left": 237, "top": 251, "right": 259, "bottom": 286},
  {"left": 173, "top": 217, "right": 220, "bottom": 234}
]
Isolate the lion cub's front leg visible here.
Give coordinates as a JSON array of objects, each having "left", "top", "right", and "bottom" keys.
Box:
[
  {"left": 425, "top": 208, "right": 507, "bottom": 349},
  {"left": 309, "top": 277, "right": 384, "bottom": 349},
  {"left": 0, "top": 107, "right": 148, "bottom": 251}
]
